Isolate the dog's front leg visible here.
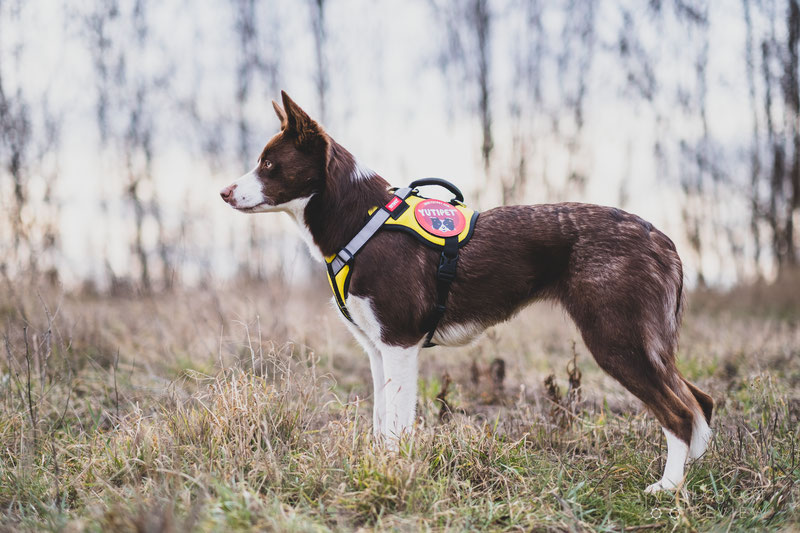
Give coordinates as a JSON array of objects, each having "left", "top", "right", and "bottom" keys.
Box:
[
  {"left": 366, "top": 347, "right": 386, "bottom": 439},
  {"left": 344, "top": 322, "right": 386, "bottom": 439},
  {"left": 381, "top": 343, "right": 420, "bottom": 447}
]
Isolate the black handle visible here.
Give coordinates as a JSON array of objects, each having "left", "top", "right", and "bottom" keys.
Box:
[{"left": 408, "top": 178, "right": 464, "bottom": 203}]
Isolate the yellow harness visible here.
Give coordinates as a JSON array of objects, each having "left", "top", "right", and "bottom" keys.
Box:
[
  {"left": 325, "top": 180, "right": 478, "bottom": 345},
  {"left": 366, "top": 195, "right": 477, "bottom": 247}
]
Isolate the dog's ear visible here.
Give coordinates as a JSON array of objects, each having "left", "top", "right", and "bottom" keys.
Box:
[
  {"left": 272, "top": 100, "right": 287, "bottom": 129},
  {"left": 281, "top": 90, "right": 322, "bottom": 147}
]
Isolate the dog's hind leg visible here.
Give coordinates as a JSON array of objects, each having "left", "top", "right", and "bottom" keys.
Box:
[
  {"left": 641, "top": 377, "right": 711, "bottom": 490},
  {"left": 599, "top": 357, "right": 708, "bottom": 491},
  {"left": 588, "top": 347, "right": 696, "bottom": 491},
  {"left": 561, "top": 252, "right": 714, "bottom": 492},
  {"left": 566, "top": 304, "right": 708, "bottom": 492},
  {"left": 380, "top": 343, "right": 421, "bottom": 447},
  {"left": 595, "top": 349, "right": 698, "bottom": 492},
  {"left": 642, "top": 383, "right": 695, "bottom": 493}
]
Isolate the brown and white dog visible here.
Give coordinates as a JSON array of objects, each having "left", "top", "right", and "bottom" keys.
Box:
[{"left": 220, "top": 91, "right": 713, "bottom": 493}]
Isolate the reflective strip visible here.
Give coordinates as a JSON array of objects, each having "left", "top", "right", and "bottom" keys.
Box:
[{"left": 328, "top": 187, "right": 413, "bottom": 274}]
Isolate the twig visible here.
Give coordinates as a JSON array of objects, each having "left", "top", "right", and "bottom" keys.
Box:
[
  {"left": 552, "top": 491, "right": 587, "bottom": 532},
  {"left": 51, "top": 441, "right": 61, "bottom": 508},
  {"left": 437, "top": 372, "right": 453, "bottom": 422},
  {"left": 36, "top": 290, "right": 54, "bottom": 390},
  {"left": 113, "top": 348, "right": 120, "bottom": 420},
  {"left": 52, "top": 380, "right": 72, "bottom": 433},
  {"left": 4, "top": 334, "right": 27, "bottom": 406},
  {"left": 586, "top": 463, "right": 615, "bottom": 498},
  {"left": 24, "top": 327, "right": 38, "bottom": 448}
]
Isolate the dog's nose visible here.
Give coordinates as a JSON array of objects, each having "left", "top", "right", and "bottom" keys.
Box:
[{"left": 220, "top": 184, "right": 236, "bottom": 204}]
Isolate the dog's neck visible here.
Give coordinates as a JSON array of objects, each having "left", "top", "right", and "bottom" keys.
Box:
[{"left": 301, "top": 139, "right": 393, "bottom": 258}]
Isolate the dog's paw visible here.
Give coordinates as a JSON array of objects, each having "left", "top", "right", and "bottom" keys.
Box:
[{"left": 644, "top": 479, "right": 679, "bottom": 494}]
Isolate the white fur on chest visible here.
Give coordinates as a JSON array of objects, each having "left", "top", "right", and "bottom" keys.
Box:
[
  {"left": 342, "top": 295, "right": 385, "bottom": 343},
  {"left": 281, "top": 195, "right": 322, "bottom": 262}
]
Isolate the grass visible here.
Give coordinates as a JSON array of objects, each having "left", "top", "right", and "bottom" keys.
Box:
[{"left": 0, "top": 276, "right": 798, "bottom": 531}]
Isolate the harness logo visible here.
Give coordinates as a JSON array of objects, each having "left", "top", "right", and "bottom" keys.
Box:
[
  {"left": 385, "top": 196, "right": 403, "bottom": 211},
  {"left": 414, "top": 199, "right": 466, "bottom": 237}
]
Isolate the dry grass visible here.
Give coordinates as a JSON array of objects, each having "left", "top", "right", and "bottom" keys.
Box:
[{"left": 0, "top": 275, "right": 798, "bottom": 531}]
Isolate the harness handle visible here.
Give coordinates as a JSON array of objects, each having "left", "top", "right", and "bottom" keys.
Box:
[{"left": 408, "top": 178, "right": 464, "bottom": 203}]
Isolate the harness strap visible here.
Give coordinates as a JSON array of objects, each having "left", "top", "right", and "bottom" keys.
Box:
[
  {"left": 329, "top": 186, "right": 414, "bottom": 275},
  {"left": 423, "top": 235, "right": 459, "bottom": 348}
]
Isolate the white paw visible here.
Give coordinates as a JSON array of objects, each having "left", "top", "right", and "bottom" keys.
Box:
[
  {"left": 645, "top": 479, "right": 679, "bottom": 494},
  {"left": 688, "top": 422, "right": 712, "bottom": 460}
]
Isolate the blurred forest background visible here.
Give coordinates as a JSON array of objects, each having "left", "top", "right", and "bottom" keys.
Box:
[{"left": 1, "top": 0, "right": 800, "bottom": 290}]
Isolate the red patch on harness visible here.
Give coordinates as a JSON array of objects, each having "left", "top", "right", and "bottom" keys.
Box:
[
  {"left": 414, "top": 199, "right": 466, "bottom": 237},
  {"left": 385, "top": 196, "right": 402, "bottom": 211}
]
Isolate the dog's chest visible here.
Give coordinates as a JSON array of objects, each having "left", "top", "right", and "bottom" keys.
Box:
[
  {"left": 334, "top": 294, "right": 484, "bottom": 348},
  {"left": 337, "top": 295, "right": 385, "bottom": 344}
]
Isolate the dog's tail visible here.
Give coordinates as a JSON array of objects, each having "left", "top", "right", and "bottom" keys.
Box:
[
  {"left": 682, "top": 377, "right": 713, "bottom": 424},
  {"left": 675, "top": 273, "right": 684, "bottom": 326}
]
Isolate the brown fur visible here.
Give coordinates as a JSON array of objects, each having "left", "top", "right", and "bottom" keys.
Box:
[{"left": 237, "top": 91, "right": 713, "bottom": 447}]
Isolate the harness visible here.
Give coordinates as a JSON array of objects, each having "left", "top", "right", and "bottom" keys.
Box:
[{"left": 325, "top": 178, "right": 478, "bottom": 347}]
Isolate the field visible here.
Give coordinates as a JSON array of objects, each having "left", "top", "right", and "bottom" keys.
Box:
[{"left": 1, "top": 276, "right": 798, "bottom": 531}]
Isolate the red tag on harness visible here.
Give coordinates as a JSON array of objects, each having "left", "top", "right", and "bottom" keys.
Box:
[
  {"left": 414, "top": 199, "right": 466, "bottom": 237},
  {"left": 385, "top": 197, "right": 403, "bottom": 211}
]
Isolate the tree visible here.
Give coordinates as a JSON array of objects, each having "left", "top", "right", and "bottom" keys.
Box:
[
  {"left": 231, "top": 0, "right": 281, "bottom": 280},
  {"left": 309, "top": 0, "right": 329, "bottom": 123},
  {"left": 83, "top": 0, "right": 174, "bottom": 290},
  {"left": 0, "top": 1, "right": 62, "bottom": 282},
  {"left": 0, "top": 60, "right": 32, "bottom": 276},
  {"left": 432, "top": 0, "right": 494, "bottom": 199},
  {"left": 745, "top": 0, "right": 800, "bottom": 276}
]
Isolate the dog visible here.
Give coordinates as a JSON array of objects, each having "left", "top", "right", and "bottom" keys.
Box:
[{"left": 220, "top": 91, "right": 713, "bottom": 493}]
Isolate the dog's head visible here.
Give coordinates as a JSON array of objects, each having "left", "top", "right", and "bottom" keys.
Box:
[{"left": 220, "top": 91, "right": 328, "bottom": 213}]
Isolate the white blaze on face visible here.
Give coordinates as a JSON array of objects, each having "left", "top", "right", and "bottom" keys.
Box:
[{"left": 229, "top": 166, "right": 268, "bottom": 210}]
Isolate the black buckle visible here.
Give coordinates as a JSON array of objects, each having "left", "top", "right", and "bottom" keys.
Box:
[
  {"left": 437, "top": 254, "right": 457, "bottom": 283},
  {"left": 337, "top": 248, "right": 354, "bottom": 265}
]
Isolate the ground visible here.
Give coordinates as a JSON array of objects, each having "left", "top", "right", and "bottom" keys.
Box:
[{"left": 0, "top": 275, "right": 798, "bottom": 531}]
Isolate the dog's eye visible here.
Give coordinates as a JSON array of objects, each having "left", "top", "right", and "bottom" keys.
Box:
[{"left": 262, "top": 159, "right": 273, "bottom": 169}]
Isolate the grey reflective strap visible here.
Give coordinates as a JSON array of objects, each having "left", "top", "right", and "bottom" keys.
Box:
[
  {"left": 329, "top": 211, "right": 390, "bottom": 272},
  {"left": 394, "top": 186, "right": 413, "bottom": 199},
  {"left": 329, "top": 187, "right": 413, "bottom": 273}
]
